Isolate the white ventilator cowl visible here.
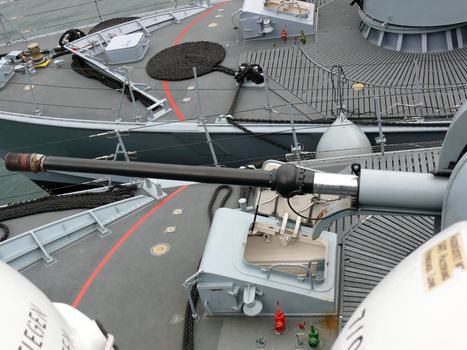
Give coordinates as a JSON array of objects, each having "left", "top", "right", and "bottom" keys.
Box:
[
  {"left": 0, "top": 261, "right": 108, "bottom": 349},
  {"left": 316, "top": 113, "right": 372, "bottom": 159}
]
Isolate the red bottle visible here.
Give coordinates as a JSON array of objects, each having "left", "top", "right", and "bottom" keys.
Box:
[
  {"left": 281, "top": 27, "right": 287, "bottom": 42},
  {"left": 274, "top": 301, "right": 286, "bottom": 334}
]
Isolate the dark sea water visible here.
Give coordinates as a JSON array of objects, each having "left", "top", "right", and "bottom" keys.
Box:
[{"left": 0, "top": 0, "right": 188, "bottom": 42}]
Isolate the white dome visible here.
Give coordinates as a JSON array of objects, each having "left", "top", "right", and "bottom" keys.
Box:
[{"left": 316, "top": 113, "right": 372, "bottom": 159}]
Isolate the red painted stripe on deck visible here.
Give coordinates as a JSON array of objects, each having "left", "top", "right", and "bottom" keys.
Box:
[
  {"left": 72, "top": 185, "right": 188, "bottom": 308},
  {"left": 163, "top": 80, "right": 184, "bottom": 121},
  {"left": 173, "top": 2, "right": 227, "bottom": 46},
  {"left": 164, "top": 1, "right": 230, "bottom": 122}
]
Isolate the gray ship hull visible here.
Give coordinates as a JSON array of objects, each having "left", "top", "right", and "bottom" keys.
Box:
[
  {"left": 0, "top": 112, "right": 448, "bottom": 188},
  {"left": 0, "top": 112, "right": 448, "bottom": 168}
]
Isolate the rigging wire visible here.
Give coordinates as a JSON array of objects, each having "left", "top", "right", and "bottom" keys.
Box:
[
  {"left": 9, "top": 58, "right": 467, "bottom": 71},
  {"left": 0, "top": 113, "right": 449, "bottom": 159},
  {"left": 7, "top": 78, "right": 467, "bottom": 92},
  {"left": 1, "top": 112, "right": 436, "bottom": 156},
  {"left": 286, "top": 191, "right": 348, "bottom": 221},
  {"left": 18, "top": 61, "right": 467, "bottom": 88},
  {"left": 0, "top": 92, "right": 457, "bottom": 119}
]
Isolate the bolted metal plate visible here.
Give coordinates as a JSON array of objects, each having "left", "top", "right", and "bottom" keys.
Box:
[
  {"left": 172, "top": 208, "right": 184, "bottom": 215},
  {"left": 164, "top": 226, "right": 176, "bottom": 233},
  {"left": 150, "top": 243, "right": 171, "bottom": 256}
]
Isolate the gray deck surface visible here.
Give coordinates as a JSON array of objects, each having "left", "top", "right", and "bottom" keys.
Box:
[
  {"left": 340, "top": 215, "right": 434, "bottom": 326},
  {"left": 2, "top": 146, "right": 441, "bottom": 348},
  {"left": 245, "top": 0, "right": 467, "bottom": 119},
  {"left": 1, "top": 0, "right": 463, "bottom": 127},
  {"left": 0, "top": 1, "right": 455, "bottom": 348},
  {"left": 21, "top": 184, "right": 224, "bottom": 350},
  {"left": 304, "top": 147, "right": 439, "bottom": 327},
  {"left": 0, "top": 0, "right": 305, "bottom": 124},
  {"left": 18, "top": 183, "right": 339, "bottom": 349}
]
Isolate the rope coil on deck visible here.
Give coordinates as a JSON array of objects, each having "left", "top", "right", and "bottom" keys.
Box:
[{"left": 146, "top": 41, "right": 233, "bottom": 81}]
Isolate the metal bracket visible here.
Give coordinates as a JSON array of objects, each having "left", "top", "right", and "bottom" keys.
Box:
[
  {"left": 88, "top": 211, "right": 111, "bottom": 236},
  {"left": 30, "top": 232, "right": 56, "bottom": 266},
  {"left": 183, "top": 270, "right": 204, "bottom": 320},
  {"left": 141, "top": 178, "right": 167, "bottom": 200}
]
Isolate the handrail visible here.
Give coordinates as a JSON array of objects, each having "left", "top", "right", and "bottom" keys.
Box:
[
  {"left": 276, "top": 0, "right": 303, "bottom": 18},
  {"left": 265, "top": 263, "right": 314, "bottom": 289}
]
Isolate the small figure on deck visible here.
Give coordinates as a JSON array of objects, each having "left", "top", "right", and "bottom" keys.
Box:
[
  {"left": 281, "top": 27, "right": 288, "bottom": 42},
  {"left": 299, "top": 30, "right": 307, "bottom": 45},
  {"left": 295, "top": 321, "right": 306, "bottom": 349},
  {"left": 296, "top": 321, "right": 306, "bottom": 335},
  {"left": 274, "top": 301, "right": 286, "bottom": 334},
  {"left": 308, "top": 324, "right": 320, "bottom": 348}
]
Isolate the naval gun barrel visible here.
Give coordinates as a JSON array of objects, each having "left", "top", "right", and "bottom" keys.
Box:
[
  {"left": 4, "top": 153, "right": 359, "bottom": 197},
  {"left": 4, "top": 153, "right": 451, "bottom": 216}
]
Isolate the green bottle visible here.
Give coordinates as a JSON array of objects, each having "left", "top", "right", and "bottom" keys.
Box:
[
  {"left": 299, "top": 30, "right": 306, "bottom": 45},
  {"left": 308, "top": 324, "right": 320, "bottom": 348}
]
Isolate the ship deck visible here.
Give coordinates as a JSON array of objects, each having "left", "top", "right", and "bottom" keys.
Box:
[
  {"left": 0, "top": 144, "right": 438, "bottom": 349},
  {"left": 0, "top": 1, "right": 461, "bottom": 348},
  {"left": 0, "top": 0, "right": 465, "bottom": 127},
  {"left": 12, "top": 183, "right": 340, "bottom": 350},
  {"left": 0, "top": 0, "right": 459, "bottom": 173}
]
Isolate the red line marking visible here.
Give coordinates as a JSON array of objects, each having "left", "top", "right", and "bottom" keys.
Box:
[
  {"left": 163, "top": 80, "right": 184, "bottom": 121},
  {"left": 173, "top": 2, "right": 227, "bottom": 47},
  {"left": 72, "top": 185, "right": 188, "bottom": 308},
  {"left": 163, "top": 1, "right": 230, "bottom": 122}
]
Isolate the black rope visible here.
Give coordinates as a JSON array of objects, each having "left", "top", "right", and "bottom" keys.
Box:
[
  {"left": 0, "top": 223, "right": 9, "bottom": 242},
  {"left": 212, "top": 65, "right": 236, "bottom": 76},
  {"left": 182, "top": 283, "right": 199, "bottom": 350},
  {"left": 58, "top": 28, "right": 86, "bottom": 48},
  {"left": 147, "top": 42, "right": 228, "bottom": 81},
  {"left": 239, "top": 186, "right": 253, "bottom": 205},
  {"left": 71, "top": 55, "right": 157, "bottom": 109},
  {"left": 225, "top": 64, "right": 290, "bottom": 152},
  {"left": 95, "top": 319, "right": 120, "bottom": 350},
  {"left": 88, "top": 17, "right": 140, "bottom": 34},
  {"left": 0, "top": 185, "right": 137, "bottom": 223},
  {"left": 208, "top": 184, "right": 233, "bottom": 223},
  {"left": 146, "top": 43, "right": 290, "bottom": 152},
  {"left": 182, "top": 185, "right": 233, "bottom": 350}
]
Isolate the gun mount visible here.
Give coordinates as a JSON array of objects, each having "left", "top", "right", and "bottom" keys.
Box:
[{"left": 4, "top": 151, "right": 452, "bottom": 239}]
